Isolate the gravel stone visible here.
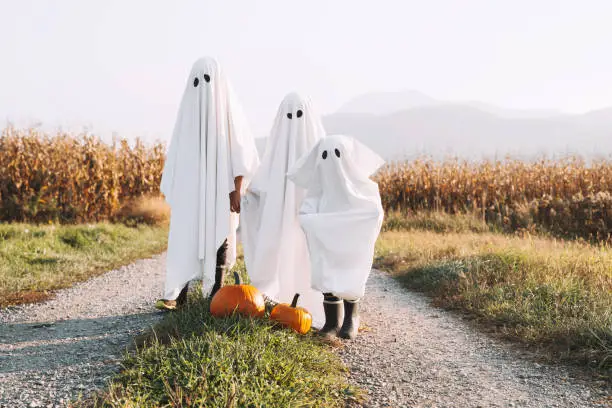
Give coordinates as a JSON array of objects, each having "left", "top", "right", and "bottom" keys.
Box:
[
  {"left": 1, "top": 256, "right": 610, "bottom": 407},
  {"left": 338, "top": 270, "right": 611, "bottom": 407},
  {"left": 0, "top": 254, "right": 166, "bottom": 407}
]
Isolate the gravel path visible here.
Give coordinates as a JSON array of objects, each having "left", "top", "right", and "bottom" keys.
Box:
[
  {"left": 0, "top": 254, "right": 166, "bottom": 407},
  {"left": 1, "top": 256, "right": 610, "bottom": 407},
  {"left": 339, "top": 270, "right": 611, "bottom": 408}
]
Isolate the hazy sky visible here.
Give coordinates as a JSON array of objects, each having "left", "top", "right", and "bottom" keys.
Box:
[{"left": 1, "top": 0, "right": 611, "bottom": 142}]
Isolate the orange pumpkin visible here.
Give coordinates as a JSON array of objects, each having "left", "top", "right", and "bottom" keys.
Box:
[
  {"left": 270, "top": 293, "right": 312, "bottom": 335},
  {"left": 210, "top": 272, "right": 265, "bottom": 318}
]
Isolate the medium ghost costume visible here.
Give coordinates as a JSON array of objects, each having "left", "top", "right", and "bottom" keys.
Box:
[
  {"left": 242, "top": 93, "right": 326, "bottom": 328},
  {"left": 287, "top": 135, "right": 385, "bottom": 338},
  {"left": 160, "top": 57, "right": 259, "bottom": 301}
]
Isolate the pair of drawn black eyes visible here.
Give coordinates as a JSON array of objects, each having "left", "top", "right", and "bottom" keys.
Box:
[
  {"left": 286, "top": 110, "right": 303, "bottom": 119},
  {"left": 322, "top": 149, "right": 341, "bottom": 159},
  {"left": 193, "top": 74, "right": 211, "bottom": 87}
]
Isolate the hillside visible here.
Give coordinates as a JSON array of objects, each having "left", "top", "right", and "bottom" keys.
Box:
[{"left": 322, "top": 91, "right": 612, "bottom": 160}]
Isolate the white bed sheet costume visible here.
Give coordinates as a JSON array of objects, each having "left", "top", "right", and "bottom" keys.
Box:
[
  {"left": 242, "top": 93, "right": 326, "bottom": 327},
  {"left": 287, "top": 134, "right": 385, "bottom": 338},
  {"left": 288, "top": 134, "right": 384, "bottom": 299},
  {"left": 160, "top": 57, "right": 259, "bottom": 300}
]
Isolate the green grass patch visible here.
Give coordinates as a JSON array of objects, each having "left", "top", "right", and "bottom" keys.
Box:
[
  {"left": 0, "top": 223, "right": 168, "bottom": 307},
  {"left": 74, "top": 251, "right": 358, "bottom": 407},
  {"left": 375, "top": 229, "right": 612, "bottom": 370},
  {"left": 80, "top": 291, "right": 356, "bottom": 407}
]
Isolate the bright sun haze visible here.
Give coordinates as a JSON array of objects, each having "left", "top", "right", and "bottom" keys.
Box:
[{"left": 1, "top": 0, "right": 611, "bottom": 146}]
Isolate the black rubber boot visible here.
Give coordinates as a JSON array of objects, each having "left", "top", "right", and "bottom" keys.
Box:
[
  {"left": 319, "top": 293, "right": 343, "bottom": 337},
  {"left": 263, "top": 294, "right": 279, "bottom": 314},
  {"left": 210, "top": 240, "right": 228, "bottom": 298},
  {"left": 175, "top": 283, "right": 190, "bottom": 306},
  {"left": 338, "top": 299, "right": 360, "bottom": 340},
  {"left": 154, "top": 282, "right": 190, "bottom": 311}
]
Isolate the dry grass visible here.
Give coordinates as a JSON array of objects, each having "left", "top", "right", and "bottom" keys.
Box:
[
  {"left": 0, "top": 127, "right": 165, "bottom": 223},
  {"left": 2, "top": 127, "right": 611, "bottom": 241},
  {"left": 116, "top": 195, "right": 170, "bottom": 226},
  {"left": 382, "top": 210, "right": 494, "bottom": 234},
  {"left": 377, "top": 157, "right": 612, "bottom": 212},
  {"left": 375, "top": 227, "right": 612, "bottom": 369},
  {"left": 376, "top": 158, "right": 612, "bottom": 242},
  {"left": 0, "top": 128, "right": 612, "bottom": 242}
]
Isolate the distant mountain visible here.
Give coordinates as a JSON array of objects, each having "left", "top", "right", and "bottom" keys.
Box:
[
  {"left": 324, "top": 91, "right": 612, "bottom": 161},
  {"left": 576, "top": 107, "right": 612, "bottom": 127},
  {"left": 337, "top": 90, "right": 564, "bottom": 119},
  {"left": 460, "top": 101, "right": 563, "bottom": 119},
  {"left": 337, "top": 90, "right": 438, "bottom": 115}
]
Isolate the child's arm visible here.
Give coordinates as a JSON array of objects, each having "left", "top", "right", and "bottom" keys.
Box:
[{"left": 230, "top": 176, "right": 243, "bottom": 213}]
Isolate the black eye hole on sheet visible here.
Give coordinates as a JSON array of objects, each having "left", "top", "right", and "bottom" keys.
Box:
[
  {"left": 322, "top": 150, "right": 328, "bottom": 160},
  {"left": 287, "top": 113, "right": 293, "bottom": 119},
  {"left": 193, "top": 77, "right": 199, "bottom": 87},
  {"left": 296, "top": 109, "right": 303, "bottom": 118},
  {"left": 204, "top": 74, "right": 211, "bottom": 83},
  {"left": 335, "top": 148, "right": 341, "bottom": 158}
]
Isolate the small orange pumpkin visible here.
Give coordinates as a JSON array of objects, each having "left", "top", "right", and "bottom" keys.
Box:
[
  {"left": 210, "top": 272, "right": 265, "bottom": 318},
  {"left": 270, "top": 293, "right": 312, "bottom": 335}
]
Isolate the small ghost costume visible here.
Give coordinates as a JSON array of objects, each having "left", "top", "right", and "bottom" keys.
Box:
[
  {"left": 287, "top": 135, "right": 385, "bottom": 301},
  {"left": 160, "top": 57, "right": 259, "bottom": 299},
  {"left": 242, "top": 93, "right": 326, "bottom": 327}
]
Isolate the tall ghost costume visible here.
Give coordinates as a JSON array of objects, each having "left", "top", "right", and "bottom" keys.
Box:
[
  {"left": 242, "top": 93, "right": 326, "bottom": 328},
  {"left": 287, "top": 135, "right": 385, "bottom": 338},
  {"left": 160, "top": 57, "right": 259, "bottom": 304}
]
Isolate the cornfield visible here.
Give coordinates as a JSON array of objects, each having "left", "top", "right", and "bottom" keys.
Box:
[
  {"left": 0, "top": 127, "right": 165, "bottom": 223},
  {"left": 376, "top": 159, "right": 612, "bottom": 242},
  {"left": 1, "top": 127, "right": 611, "bottom": 241}
]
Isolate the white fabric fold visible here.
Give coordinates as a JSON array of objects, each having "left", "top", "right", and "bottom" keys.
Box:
[
  {"left": 161, "top": 57, "right": 259, "bottom": 299},
  {"left": 242, "top": 93, "right": 326, "bottom": 327},
  {"left": 287, "top": 135, "right": 384, "bottom": 300}
]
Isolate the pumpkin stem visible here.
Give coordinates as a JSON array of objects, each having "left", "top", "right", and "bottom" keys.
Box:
[
  {"left": 290, "top": 293, "right": 300, "bottom": 308},
  {"left": 233, "top": 271, "right": 242, "bottom": 285}
]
